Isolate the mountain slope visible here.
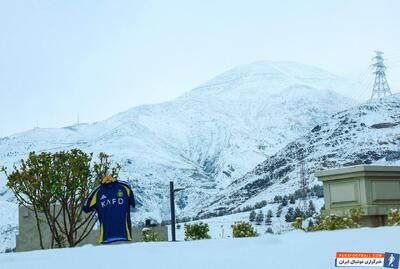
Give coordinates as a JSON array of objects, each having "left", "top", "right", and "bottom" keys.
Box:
[
  {"left": 200, "top": 94, "right": 400, "bottom": 215},
  {"left": 0, "top": 61, "right": 356, "bottom": 222}
]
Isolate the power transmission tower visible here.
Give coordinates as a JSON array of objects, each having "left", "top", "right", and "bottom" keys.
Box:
[
  {"left": 298, "top": 161, "right": 309, "bottom": 212},
  {"left": 371, "top": 51, "right": 392, "bottom": 99}
]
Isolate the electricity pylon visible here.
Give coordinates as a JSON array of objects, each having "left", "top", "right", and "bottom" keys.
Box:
[
  {"left": 298, "top": 161, "right": 309, "bottom": 213},
  {"left": 371, "top": 51, "right": 392, "bottom": 99}
]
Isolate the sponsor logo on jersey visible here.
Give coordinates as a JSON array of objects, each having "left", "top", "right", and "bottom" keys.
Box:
[{"left": 101, "top": 198, "right": 124, "bottom": 208}]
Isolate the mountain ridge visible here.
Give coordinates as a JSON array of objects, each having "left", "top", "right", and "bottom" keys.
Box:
[
  {"left": 0, "top": 61, "right": 356, "bottom": 222},
  {"left": 197, "top": 94, "right": 400, "bottom": 216}
]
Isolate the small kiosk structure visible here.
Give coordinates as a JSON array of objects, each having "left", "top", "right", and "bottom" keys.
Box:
[{"left": 315, "top": 165, "right": 400, "bottom": 227}]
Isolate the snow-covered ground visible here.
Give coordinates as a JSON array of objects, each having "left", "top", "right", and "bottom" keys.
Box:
[
  {"left": 173, "top": 197, "right": 324, "bottom": 240},
  {"left": 1, "top": 227, "right": 398, "bottom": 269},
  {"left": 0, "top": 201, "right": 18, "bottom": 253}
]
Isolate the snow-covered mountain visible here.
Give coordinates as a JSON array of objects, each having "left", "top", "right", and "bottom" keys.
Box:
[
  {"left": 200, "top": 94, "right": 400, "bottom": 216},
  {"left": 0, "top": 61, "right": 356, "bottom": 223}
]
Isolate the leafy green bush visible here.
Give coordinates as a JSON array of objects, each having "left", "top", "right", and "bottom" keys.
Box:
[
  {"left": 388, "top": 209, "right": 400, "bottom": 225},
  {"left": 231, "top": 221, "right": 258, "bottom": 238},
  {"left": 141, "top": 228, "right": 160, "bottom": 242},
  {"left": 292, "top": 217, "right": 304, "bottom": 230},
  {"left": 1, "top": 149, "right": 120, "bottom": 249},
  {"left": 306, "top": 208, "right": 364, "bottom": 231},
  {"left": 184, "top": 222, "right": 211, "bottom": 240}
]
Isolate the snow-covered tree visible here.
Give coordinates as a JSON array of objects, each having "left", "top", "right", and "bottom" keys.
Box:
[
  {"left": 265, "top": 215, "right": 272, "bottom": 226},
  {"left": 294, "top": 207, "right": 305, "bottom": 219},
  {"left": 267, "top": 210, "right": 273, "bottom": 217},
  {"left": 255, "top": 210, "right": 264, "bottom": 225},
  {"left": 285, "top": 207, "right": 295, "bottom": 222},
  {"left": 249, "top": 210, "right": 256, "bottom": 222},
  {"left": 276, "top": 204, "right": 283, "bottom": 217},
  {"left": 307, "top": 200, "right": 316, "bottom": 217}
]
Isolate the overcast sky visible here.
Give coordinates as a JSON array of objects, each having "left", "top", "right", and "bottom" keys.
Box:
[{"left": 0, "top": 0, "right": 399, "bottom": 137}]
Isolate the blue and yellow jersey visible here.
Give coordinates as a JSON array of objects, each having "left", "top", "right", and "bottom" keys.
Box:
[{"left": 83, "top": 180, "right": 136, "bottom": 244}]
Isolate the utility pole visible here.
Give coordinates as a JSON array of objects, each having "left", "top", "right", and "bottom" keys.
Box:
[
  {"left": 169, "top": 181, "right": 185, "bottom": 242},
  {"left": 371, "top": 51, "right": 392, "bottom": 99}
]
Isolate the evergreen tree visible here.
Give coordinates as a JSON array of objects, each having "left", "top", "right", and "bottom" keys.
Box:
[
  {"left": 294, "top": 207, "right": 305, "bottom": 219},
  {"left": 311, "top": 185, "right": 324, "bottom": 198},
  {"left": 249, "top": 210, "right": 256, "bottom": 222},
  {"left": 307, "top": 200, "right": 316, "bottom": 217},
  {"left": 289, "top": 195, "right": 295, "bottom": 204},
  {"left": 276, "top": 204, "right": 283, "bottom": 217},
  {"left": 266, "top": 227, "right": 273, "bottom": 234},
  {"left": 273, "top": 195, "right": 282, "bottom": 203},
  {"left": 255, "top": 210, "right": 264, "bottom": 225},
  {"left": 255, "top": 200, "right": 267, "bottom": 209},
  {"left": 281, "top": 197, "right": 288, "bottom": 207},
  {"left": 267, "top": 209, "right": 273, "bottom": 217},
  {"left": 265, "top": 212, "right": 272, "bottom": 226},
  {"left": 285, "top": 207, "right": 295, "bottom": 222}
]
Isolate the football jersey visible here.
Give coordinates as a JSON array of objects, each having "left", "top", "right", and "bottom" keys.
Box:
[{"left": 83, "top": 180, "right": 136, "bottom": 244}]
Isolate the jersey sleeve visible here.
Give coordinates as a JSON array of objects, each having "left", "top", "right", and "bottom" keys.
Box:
[
  {"left": 129, "top": 186, "right": 136, "bottom": 208},
  {"left": 83, "top": 187, "right": 100, "bottom": 213},
  {"left": 119, "top": 181, "right": 136, "bottom": 208}
]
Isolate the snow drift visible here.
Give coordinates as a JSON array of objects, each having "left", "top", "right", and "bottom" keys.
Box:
[{"left": 0, "top": 227, "right": 398, "bottom": 269}]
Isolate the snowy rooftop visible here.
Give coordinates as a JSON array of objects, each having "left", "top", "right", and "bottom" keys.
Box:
[{"left": 316, "top": 165, "right": 400, "bottom": 179}]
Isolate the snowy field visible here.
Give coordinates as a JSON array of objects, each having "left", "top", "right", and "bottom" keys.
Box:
[
  {"left": 172, "top": 197, "right": 324, "bottom": 240},
  {"left": 1, "top": 227, "right": 398, "bottom": 269},
  {"left": 0, "top": 201, "right": 18, "bottom": 253}
]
